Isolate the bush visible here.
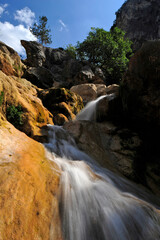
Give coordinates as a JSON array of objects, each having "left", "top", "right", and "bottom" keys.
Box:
[{"left": 6, "top": 104, "right": 23, "bottom": 128}]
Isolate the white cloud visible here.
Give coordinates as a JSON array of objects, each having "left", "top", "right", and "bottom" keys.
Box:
[
  {"left": 14, "top": 7, "right": 35, "bottom": 27},
  {"left": 0, "top": 4, "right": 8, "bottom": 17},
  {"left": 59, "top": 19, "right": 68, "bottom": 32},
  {"left": 0, "top": 21, "right": 37, "bottom": 56}
]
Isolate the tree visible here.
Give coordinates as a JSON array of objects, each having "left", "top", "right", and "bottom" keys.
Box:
[
  {"left": 30, "top": 16, "right": 52, "bottom": 45},
  {"left": 76, "top": 27, "right": 132, "bottom": 83},
  {"left": 65, "top": 44, "right": 77, "bottom": 59}
]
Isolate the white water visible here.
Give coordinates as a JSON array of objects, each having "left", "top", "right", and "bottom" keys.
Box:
[
  {"left": 76, "top": 94, "right": 115, "bottom": 121},
  {"left": 45, "top": 125, "right": 160, "bottom": 240}
]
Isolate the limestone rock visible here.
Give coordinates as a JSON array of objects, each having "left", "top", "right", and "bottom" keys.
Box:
[
  {"left": 0, "top": 116, "right": 62, "bottom": 240},
  {"left": 0, "top": 41, "right": 24, "bottom": 77},
  {"left": 39, "top": 87, "right": 83, "bottom": 125},
  {"left": 0, "top": 71, "right": 53, "bottom": 137},
  {"left": 113, "top": 0, "right": 160, "bottom": 51},
  {"left": 71, "top": 83, "right": 119, "bottom": 104}
]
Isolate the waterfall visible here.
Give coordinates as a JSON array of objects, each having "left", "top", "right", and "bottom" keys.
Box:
[
  {"left": 76, "top": 94, "right": 115, "bottom": 121},
  {"left": 44, "top": 125, "right": 160, "bottom": 240}
]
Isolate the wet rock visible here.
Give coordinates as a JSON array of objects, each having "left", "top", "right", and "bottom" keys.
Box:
[{"left": 64, "top": 120, "right": 142, "bottom": 179}]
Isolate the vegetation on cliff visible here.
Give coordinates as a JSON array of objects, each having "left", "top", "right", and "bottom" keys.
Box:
[{"left": 66, "top": 27, "right": 132, "bottom": 84}]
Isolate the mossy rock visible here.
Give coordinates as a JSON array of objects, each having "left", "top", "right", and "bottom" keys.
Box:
[{"left": 39, "top": 87, "right": 84, "bottom": 124}]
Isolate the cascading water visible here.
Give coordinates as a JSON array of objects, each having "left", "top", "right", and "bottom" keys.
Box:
[
  {"left": 76, "top": 94, "right": 115, "bottom": 121},
  {"left": 44, "top": 125, "right": 160, "bottom": 240}
]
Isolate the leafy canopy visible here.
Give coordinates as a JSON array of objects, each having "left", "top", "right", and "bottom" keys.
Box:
[
  {"left": 76, "top": 27, "right": 132, "bottom": 83},
  {"left": 30, "top": 16, "right": 52, "bottom": 45}
]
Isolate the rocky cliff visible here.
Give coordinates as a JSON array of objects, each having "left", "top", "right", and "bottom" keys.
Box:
[{"left": 113, "top": 0, "right": 160, "bottom": 51}]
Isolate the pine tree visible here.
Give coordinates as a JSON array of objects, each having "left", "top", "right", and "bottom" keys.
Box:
[{"left": 30, "top": 16, "right": 52, "bottom": 45}]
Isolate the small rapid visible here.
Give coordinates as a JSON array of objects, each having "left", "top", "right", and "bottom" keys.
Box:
[
  {"left": 76, "top": 94, "right": 115, "bottom": 121},
  {"left": 44, "top": 125, "right": 160, "bottom": 240}
]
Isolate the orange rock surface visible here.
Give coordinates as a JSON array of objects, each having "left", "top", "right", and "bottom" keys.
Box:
[
  {"left": 0, "top": 116, "right": 62, "bottom": 240},
  {"left": 0, "top": 71, "right": 53, "bottom": 137},
  {"left": 0, "top": 41, "right": 24, "bottom": 77}
]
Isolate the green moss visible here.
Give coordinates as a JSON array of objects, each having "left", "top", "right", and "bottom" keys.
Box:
[
  {"left": 0, "top": 91, "right": 4, "bottom": 106},
  {"left": 6, "top": 104, "right": 24, "bottom": 128}
]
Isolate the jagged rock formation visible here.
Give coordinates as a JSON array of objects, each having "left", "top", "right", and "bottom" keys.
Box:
[
  {"left": 113, "top": 0, "right": 160, "bottom": 51},
  {"left": 21, "top": 40, "right": 105, "bottom": 88}
]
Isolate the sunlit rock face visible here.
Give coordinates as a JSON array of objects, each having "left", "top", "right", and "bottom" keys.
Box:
[
  {"left": 113, "top": 0, "right": 160, "bottom": 51},
  {"left": 0, "top": 71, "right": 53, "bottom": 137},
  {"left": 0, "top": 116, "right": 62, "bottom": 240},
  {"left": 0, "top": 41, "right": 25, "bottom": 77}
]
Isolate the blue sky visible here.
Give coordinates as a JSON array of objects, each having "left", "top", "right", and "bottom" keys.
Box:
[{"left": 0, "top": 0, "right": 125, "bottom": 56}]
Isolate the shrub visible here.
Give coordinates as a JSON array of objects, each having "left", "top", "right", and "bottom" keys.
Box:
[{"left": 6, "top": 104, "right": 24, "bottom": 128}]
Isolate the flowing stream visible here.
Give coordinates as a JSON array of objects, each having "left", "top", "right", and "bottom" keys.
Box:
[{"left": 44, "top": 96, "right": 160, "bottom": 240}]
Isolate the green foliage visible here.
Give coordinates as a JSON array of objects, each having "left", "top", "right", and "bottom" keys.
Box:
[
  {"left": 30, "top": 16, "right": 52, "bottom": 45},
  {"left": 6, "top": 105, "right": 24, "bottom": 128},
  {"left": 76, "top": 27, "right": 132, "bottom": 83},
  {"left": 0, "top": 91, "right": 4, "bottom": 106},
  {"left": 65, "top": 44, "right": 77, "bottom": 59}
]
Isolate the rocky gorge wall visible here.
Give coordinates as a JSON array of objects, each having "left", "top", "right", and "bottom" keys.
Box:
[{"left": 113, "top": 0, "right": 160, "bottom": 51}]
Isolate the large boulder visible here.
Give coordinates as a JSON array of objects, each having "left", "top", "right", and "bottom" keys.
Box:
[
  {"left": 120, "top": 40, "right": 160, "bottom": 128},
  {"left": 70, "top": 83, "right": 119, "bottom": 104},
  {"left": 0, "top": 71, "right": 53, "bottom": 138},
  {"left": 0, "top": 116, "right": 62, "bottom": 240},
  {"left": 38, "top": 88, "right": 83, "bottom": 125},
  {"left": 0, "top": 41, "right": 24, "bottom": 77}
]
